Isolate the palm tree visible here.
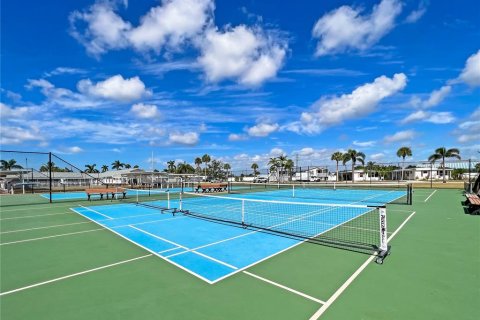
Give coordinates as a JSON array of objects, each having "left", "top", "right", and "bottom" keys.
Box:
[
  {"left": 201, "top": 154, "right": 211, "bottom": 177},
  {"left": 251, "top": 163, "right": 259, "bottom": 176},
  {"left": 428, "top": 147, "right": 461, "bottom": 183},
  {"left": 111, "top": 160, "right": 124, "bottom": 170},
  {"left": 330, "top": 152, "right": 343, "bottom": 182},
  {"left": 365, "top": 161, "right": 376, "bottom": 182},
  {"left": 101, "top": 165, "right": 109, "bottom": 172},
  {"left": 343, "top": 149, "right": 365, "bottom": 183},
  {"left": 194, "top": 157, "right": 202, "bottom": 174},
  {"left": 476, "top": 163, "right": 480, "bottom": 173},
  {"left": 268, "top": 157, "right": 279, "bottom": 182},
  {"left": 40, "top": 161, "right": 55, "bottom": 172},
  {"left": 396, "top": 146, "right": 412, "bottom": 181},
  {"left": 176, "top": 162, "right": 194, "bottom": 174},
  {"left": 284, "top": 159, "right": 294, "bottom": 181},
  {"left": 84, "top": 164, "right": 99, "bottom": 173},
  {"left": 277, "top": 155, "right": 288, "bottom": 182},
  {"left": 166, "top": 160, "right": 176, "bottom": 173},
  {"left": 124, "top": 163, "right": 131, "bottom": 169},
  {"left": 0, "top": 159, "right": 23, "bottom": 170},
  {"left": 133, "top": 165, "right": 139, "bottom": 169}
]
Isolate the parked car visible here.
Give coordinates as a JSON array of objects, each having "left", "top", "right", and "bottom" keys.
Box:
[{"left": 253, "top": 177, "right": 268, "bottom": 183}]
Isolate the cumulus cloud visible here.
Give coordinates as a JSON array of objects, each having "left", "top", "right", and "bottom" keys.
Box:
[
  {"left": 77, "top": 75, "right": 150, "bottom": 102},
  {"left": 456, "top": 106, "right": 480, "bottom": 143},
  {"left": 130, "top": 103, "right": 161, "bottom": 119},
  {"left": 370, "top": 152, "right": 385, "bottom": 160},
  {"left": 0, "top": 125, "right": 46, "bottom": 145},
  {"left": 69, "top": 0, "right": 213, "bottom": 57},
  {"left": 0, "top": 103, "right": 36, "bottom": 119},
  {"left": 287, "top": 73, "right": 407, "bottom": 134},
  {"left": 168, "top": 132, "right": 199, "bottom": 145},
  {"left": 68, "top": 146, "right": 83, "bottom": 153},
  {"left": 402, "top": 110, "right": 455, "bottom": 124},
  {"left": 312, "top": 0, "right": 402, "bottom": 56},
  {"left": 197, "top": 25, "right": 286, "bottom": 86},
  {"left": 269, "top": 148, "right": 285, "bottom": 156},
  {"left": 459, "top": 49, "right": 480, "bottom": 87},
  {"left": 384, "top": 130, "right": 416, "bottom": 143},
  {"left": 247, "top": 122, "right": 279, "bottom": 137}
]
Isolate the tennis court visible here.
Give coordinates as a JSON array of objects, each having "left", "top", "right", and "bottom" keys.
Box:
[
  {"left": 1, "top": 187, "right": 478, "bottom": 319},
  {"left": 41, "top": 187, "right": 184, "bottom": 201}
]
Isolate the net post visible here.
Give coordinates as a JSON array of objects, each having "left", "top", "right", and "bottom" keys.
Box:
[
  {"left": 379, "top": 206, "right": 388, "bottom": 252},
  {"left": 179, "top": 191, "right": 183, "bottom": 211},
  {"left": 48, "top": 152, "right": 52, "bottom": 203},
  {"left": 136, "top": 190, "right": 139, "bottom": 204},
  {"left": 167, "top": 191, "right": 170, "bottom": 209},
  {"left": 292, "top": 184, "right": 295, "bottom": 198}
]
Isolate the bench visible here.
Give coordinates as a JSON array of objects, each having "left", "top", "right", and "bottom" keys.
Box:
[
  {"left": 464, "top": 193, "right": 480, "bottom": 215},
  {"left": 85, "top": 188, "right": 127, "bottom": 201},
  {"left": 194, "top": 183, "right": 228, "bottom": 193}
]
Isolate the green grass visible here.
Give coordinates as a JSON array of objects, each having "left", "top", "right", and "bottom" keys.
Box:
[{"left": 1, "top": 189, "right": 479, "bottom": 319}]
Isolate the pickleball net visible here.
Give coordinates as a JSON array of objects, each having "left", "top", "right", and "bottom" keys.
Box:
[{"left": 178, "top": 192, "right": 390, "bottom": 262}]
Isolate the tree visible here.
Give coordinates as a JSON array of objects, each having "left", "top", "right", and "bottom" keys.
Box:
[
  {"left": 343, "top": 149, "right": 365, "bottom": 182},
  {"left": 476, "top": 163, "right": 480, "bottom": 173},
  {"left": 40, "top": 162, "right": 54, "bottom": 172},
  {"left": 176, "top": 162, "right": 195, "bottom": 174},
  {"left": 0, "top": 159, "right": 23, "bottom": 171},
  {"left": 277, "top": 155, "right": 288, "bottom": 182},
  {"left": 166, "top": 160, "right": 176, "bottom": 173},
  {"left": 101, "top": 165, "right": 109, "bottom": 172},
  {"left": 251, "top": 163, "right": 259, "bottom": 176},
  {"left": 84, "top": 164, "right": 99, "bottom": 173},
  {"left": 194, "top": 157, "right": 202, "bottom": 174},
  {"left": 330, "top": 152, "right": 343, "bottom": 182},
  {"left": 201, "top": 154, "right": 211, "bottom": 177},
  {"left": 111, "top": 160, "right": 124, "bottom": 170},
  {"left": 428, "top": 147, "right": 461, "bottom": 183},
  {"left": 284, "top": 159, "right": 294, "bottom": 181},
  {"left": 396, "top": 146, "right": 412, "bottom": 180},
  {"left": 124, "top": 164, "right": 131, "bottom": 169},
  {"left": 365, "top": 161, "right": 376, "bottom": 182},
  {"left": 133, "top": 165, "right": 139, "bottom": 169},
  {"left": 268, "top": 157, "right": 279, "bottom": 181}
]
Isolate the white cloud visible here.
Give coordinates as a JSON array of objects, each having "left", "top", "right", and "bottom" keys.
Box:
[
  {"left": 77, "top": 75, "right": 150, "bottom": 102},
  {"left": 228, "top": 133, "right": 248, "bottom": 141},
  {"left": 128, "top": 0, "right": 213, "bottom": 52},
  {"left": 370, "top": 152, "right": 385, "bottom": 160},
  {"left": 312, "top": 0, "right": 402, "bottom": 56},
  {"left": 287, "top": 73, "right": 407, "bottom": 134},
  {"left": 459, "top": 49, "right": 480, "bottom": 87},
  {"left": 168, "top": 132, "right": 199, "bottom": 145},
  {"left": 45, "top": 67, "right": 87, "bottom": 77},
  {"left": 269, "top": 148, "right": 285, "bottom": 157},
  {"left": 130, "top": 103, "right": 160, "bottom": 119},
  {"left": 297, "top": 147, "right": 315, "bottom": 157},
  {"left": 197, "top": 25, "right": 286, "bottom": 86},
  {"left": 353, "top": 140, "right": 376, "bottom": 147},
  {"left": 68, "top": 146, "right": 83, "bottom": 153},
  {"left": 423, "top": 85, "right": 451, "bottom": 108},
  {"left": 456, "top": 106, "right": 480, "bottom": 143},
  {"left": 0, "top": 103, "right": 36, "bottom": 119},
  {"left": 69, "top": 0, "right": 213, "bottom": 57},
  {"left": 0, "top": 125, "right": 46, "bottom": 145},
  {"left": 402, "top": 110, "right": 455, "bottom": 124},
  {"left": 384, "top": 130, "right": 416, "bottom": 143},
  {"left": 404, "top": 1, "right": 427, "bottom": 24},
  {"left": 247, "top": 122, "right": 279, "bottom": 137}
]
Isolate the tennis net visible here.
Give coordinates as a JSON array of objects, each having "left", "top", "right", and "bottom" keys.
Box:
[
  {"left": 229, "top": 182, "right": 412, "bottom": 205},
  {"left": 120, "top": 188, "right": 173, "bottom": 211},
  {"left": 179, "top": 192, "right": 389, "bottom": 262}
]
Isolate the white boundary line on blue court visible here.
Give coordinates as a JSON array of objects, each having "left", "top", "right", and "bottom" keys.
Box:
[
  {"left": 78, "top": 205, "right": 113, "bottom": 219},
  {"left": 309, "top": 210, "right": 417, "bottom": 320}
]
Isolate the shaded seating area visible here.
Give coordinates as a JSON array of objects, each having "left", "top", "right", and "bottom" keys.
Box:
[
  {"left": 463, "top": 175, "right": 480, "bottom": 215},
  {"left": 194, "top": 183, "right": 228, "bottom": 193},
  {"left": 85, "top": 188, "right": 127, "bottom": 201}
]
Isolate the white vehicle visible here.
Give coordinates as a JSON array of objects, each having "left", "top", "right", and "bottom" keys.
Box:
[{"left": 253, "top": 177, "right": 268, "bottom": 183}]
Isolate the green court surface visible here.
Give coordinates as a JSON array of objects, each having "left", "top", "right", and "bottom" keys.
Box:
[{"left": 1, "top": 189, "right": 479, "bottom": 319}]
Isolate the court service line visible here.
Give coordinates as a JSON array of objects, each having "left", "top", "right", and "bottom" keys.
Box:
[
  {"left": 0, "top": 254, "right": 152, "bottom": 297},
  {"left": 0, "top": 212, "right": 69, "bottom": 221},
  {"left": 78, "top": 205, "right": 113, "bottom": 219},
  {"left": 424, "top": 190, "right": 437, "bottom": 202},
  {"left": 309, "top": 210, "right": 417, "bottom": 320},
  {"left": 0, "top": 228, "right": 105, "bottom": 246},
  {"left": 243, "top": 271, "right": 326, "bottom": 305},
  {"left": 0, "top": 221, "right": 93, "bottom": 234},
  {"left": 130, "top": 226, "right": 238, "bottom": 270}
]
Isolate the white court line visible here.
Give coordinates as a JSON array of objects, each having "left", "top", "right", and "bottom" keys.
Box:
[
  {"left": 424, "top": 190, "right": 437, "bottom": 202},
  {"left": 0, "top": 254, "right": 152, "bottom": 296},
  {"left": 0, "top": 228, "right": 105, "bottom": 246},
  {"left": 0, "top": 221, "right": 93, "bottom": 234},
  {"left": 309, "top": 210, "right": 417, "bottom": 320},
  {"left": 243, "top": 271, "right": 326, "bottom": 305},
  {"left": 0, "top": 212, "right": 68, "bottom": 220},
  {"left": 78, "top": 205, "right": 112, "bottom": 219},
  {"left": 130, "top": 225, "right": 238, "bottom": 270}
]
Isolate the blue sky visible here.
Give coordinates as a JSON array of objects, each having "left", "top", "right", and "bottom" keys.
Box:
[{"left": 1, "top": 0, "right": 479, "bottom": 170}]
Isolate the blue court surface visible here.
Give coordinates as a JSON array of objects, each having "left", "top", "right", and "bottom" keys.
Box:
[
  {"left": 42, "top": 187, "right": 184, "bottom": 200},
  {"left": 70, "top": 187, "right": 398, "bottom": 283}
]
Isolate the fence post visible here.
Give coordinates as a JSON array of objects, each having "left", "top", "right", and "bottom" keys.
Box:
[
  {"left": 430, "top": 162, "right": 433, "bottom": 189},
  {"left": 469, "top": 159, "right": 472, "bottom": 193},
  {"left": 48, "top": 152, "right": 52, "bottom": 203}
]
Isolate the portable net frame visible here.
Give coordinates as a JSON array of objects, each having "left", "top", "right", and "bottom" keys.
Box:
[
  {"left": 228, "top": 182, "right": 413, "bottom": 205},
  {"left": 178, "top": 192, "right": 390, "bottom": 263},
  {"left": 120, "top": 188, "right": 174, "bottom": 212}
]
